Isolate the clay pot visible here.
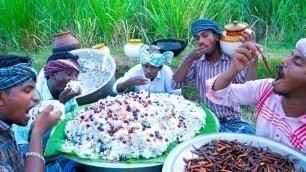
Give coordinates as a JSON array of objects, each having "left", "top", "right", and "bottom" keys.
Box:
[
  {"left": 52, "top": 31, "right": 82, "bottom": 53},
  {"left": 92, "top": 43, "right": 110, "bottom": 54},
  {"left": 220, "top": 21, "right": 252, "bottom": 56},
  {"left": 124, "top": 39, "right": 143, "bottom": 60}
]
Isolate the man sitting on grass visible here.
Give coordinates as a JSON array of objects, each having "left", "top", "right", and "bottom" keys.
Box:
[
  {"left": 113, "top": 44, "right": 181, "bottom": 94},
  {"left": 206, "top": 38, "right": 306, "bottom": 152},
  {"left": 38, "top": 51, "right": 81, "bottom": 112},
  {"left": 0, "top": 54, "right": 61, "bottom": 172},
  {"left": 172, "top": 18, "right": 258, "bottom": 134}
]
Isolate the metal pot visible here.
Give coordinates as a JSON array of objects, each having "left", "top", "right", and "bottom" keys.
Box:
[
  {"left": 151, "top": 39, "right": 187, "bottom": 56},
  {"left": 70, "top": 49, "right": 116, "bottom": 105},
  {"left": 36, "top": 49, "right": 115, "bottom": 106}
]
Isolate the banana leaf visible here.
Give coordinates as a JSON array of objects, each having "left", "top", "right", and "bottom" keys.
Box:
[{"left": 44, "top": 103, "right": 218, "bottom": 163}]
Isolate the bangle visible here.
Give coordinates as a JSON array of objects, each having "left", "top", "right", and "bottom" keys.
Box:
[{"left": 25, "top": 152, "right": 45, "bottom": 165}]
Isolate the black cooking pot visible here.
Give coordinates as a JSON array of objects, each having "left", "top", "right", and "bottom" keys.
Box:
[{"left": 151, "top": 39, "right": 187, "bottom": 56}]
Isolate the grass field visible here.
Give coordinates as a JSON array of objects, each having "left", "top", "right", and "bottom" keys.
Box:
[{"left": 0, "top": 0, "right": 304, "bottom": 52}]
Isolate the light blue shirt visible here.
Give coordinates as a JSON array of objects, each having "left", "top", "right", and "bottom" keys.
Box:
[
  {"left": 112, "top": 64, "right": 181, "bottom": 95},
  {"left": 12, "top": 77, "right": 78, "bottom": 145}
]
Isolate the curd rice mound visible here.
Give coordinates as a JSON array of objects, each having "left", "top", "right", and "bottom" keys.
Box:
[{"left": 62, "top": 91, "right": 206, "bottom": 161}]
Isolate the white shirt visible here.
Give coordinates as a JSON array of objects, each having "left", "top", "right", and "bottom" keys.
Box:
[{"left": 113, "top": 64, "right": 181, "bottom": 95}]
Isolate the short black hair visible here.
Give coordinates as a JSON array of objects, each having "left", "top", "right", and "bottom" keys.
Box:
[
  {"left": 0, "top": 54, "right": 33, "bottom": 69},
  {"left": 46, "top": 51, "right": 79, "bottom": 63}
]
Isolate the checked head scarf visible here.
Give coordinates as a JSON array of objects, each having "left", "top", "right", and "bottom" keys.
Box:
[
  {"left": 0, "top": 63, "right": 37, "bottom": 90},
  {"left": 190, "top": 19, "right": 222, "bottom": 36},
  {"left": 44, "top": 56, "right": 81, "bottom": 78},
  {"left": 139, "top": 44, "right": 174, "bottom": 67}
]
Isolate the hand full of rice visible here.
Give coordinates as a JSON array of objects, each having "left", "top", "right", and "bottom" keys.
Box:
[
  {"left": 65, "top": 80, "right": 82, "bottom": 94},
  {"left": 29, "top": 100, "right": 65, "bottom": 120}
]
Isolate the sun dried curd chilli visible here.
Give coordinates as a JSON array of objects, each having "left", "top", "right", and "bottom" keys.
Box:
[
  {"left": 184, "top": 139, "right": 304, "bottom": 172},
  {"left": 62, "top": 91, "right": 206, "bottom": 161}
]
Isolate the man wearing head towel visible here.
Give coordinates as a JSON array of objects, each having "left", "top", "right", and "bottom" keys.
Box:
[
  {"left": 0, "top": 54, "right": 61, "bottom": 171},
  {"left": 172, "top": 19, "right": 258, "bottom": 134},
  {"left": 206, "top": 38, "right": 306, "bottom": 153},
  {"left": 13, "top": 51, "right": 83, "bottom": 171},
  {"left": 113, "top": 44, "right": 181, "bottom": 94},
  {"left": 38, "top": 51, "right": 81, "bottom": 112}
]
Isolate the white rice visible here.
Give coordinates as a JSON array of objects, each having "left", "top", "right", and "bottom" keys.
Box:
[{"left": 63, "top": 90, "right": 206, "bottom": 161}]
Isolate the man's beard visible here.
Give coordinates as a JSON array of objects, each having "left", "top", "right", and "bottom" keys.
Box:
[
  {"left": 273, "top": 87, "right": 290, "bottom": 98},
  {"left": 205, "top": 46, "right": 219, "bottom": 57}
]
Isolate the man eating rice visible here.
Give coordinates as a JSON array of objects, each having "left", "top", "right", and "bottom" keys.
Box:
[{"left": 113, "top": 44, "right": 181, "bottom": 94}]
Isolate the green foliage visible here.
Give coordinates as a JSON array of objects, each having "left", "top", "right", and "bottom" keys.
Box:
[
  {"left": 87, "top": 0, "right": 139, "bottom": 45},
  {"left": 258, "top": 57, "right": 282, "bottom": 79},
  {"left": 0, "top": 0, "right": 37, "bottom": 51},
  {"left": 0, "top": 0, "right": 304, "bottom": 52},
  {"left": 257, "top": 45, "right": 293, "bottom": 79},
  {"left": 142, "top": 0, "right": 209, "bottom": 40},
  {"left": 245, "top": 0, "right": 306, "bottom": 44}
]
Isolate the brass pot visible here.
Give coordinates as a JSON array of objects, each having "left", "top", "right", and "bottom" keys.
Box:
[{"left": 92, "top": 43, "right": 110, "bottom": 54}]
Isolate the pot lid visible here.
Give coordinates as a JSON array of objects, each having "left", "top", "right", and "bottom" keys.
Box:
[{"left": 224, "top": 21, "right": 248, "bottom": 32}]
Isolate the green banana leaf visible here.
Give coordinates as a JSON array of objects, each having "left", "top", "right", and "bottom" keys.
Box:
[{"left": 44, "top": 103, "right": 219, "bottom": 163}]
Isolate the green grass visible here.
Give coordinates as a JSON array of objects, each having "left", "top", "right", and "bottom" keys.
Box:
[
  {"left": 241, "top": 105, "right": 256, "bottom": 127},
  {"left": 0, "top": 0, "right": 304, "bottom": 52}
]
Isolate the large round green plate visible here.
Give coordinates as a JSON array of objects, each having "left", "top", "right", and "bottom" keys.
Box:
[{"left": 45, "top": 103, "right": 219, "bottom": 167}]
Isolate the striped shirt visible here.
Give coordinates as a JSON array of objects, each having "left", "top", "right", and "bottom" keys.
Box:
[
  {"left": 0, "top": 120, "right": 24, "bottom": 172},
  {"left": 206, "top": 77, "right": 306, "bottom": 152},
  {"left": 172, "top": 53, "right": 247, "bottom": 121}
]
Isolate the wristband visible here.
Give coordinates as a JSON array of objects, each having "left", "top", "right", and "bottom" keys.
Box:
[{"left": 25, "top": 152, "right": 45, "bottom": 164}]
